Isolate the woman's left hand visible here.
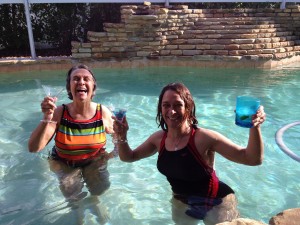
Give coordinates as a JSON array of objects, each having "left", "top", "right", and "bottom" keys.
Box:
[{"left": 252, "top": 106, "right": 266, "bottom": 128}]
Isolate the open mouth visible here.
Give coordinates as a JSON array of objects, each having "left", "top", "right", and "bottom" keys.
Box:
[
  {"left": 168, "top": 116, "right": 180, "bottom": 121},
  {"left": 76, "top": 89, "right": 87, "bottom": 93}
]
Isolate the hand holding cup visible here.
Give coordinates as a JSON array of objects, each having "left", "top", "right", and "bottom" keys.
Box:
[{"left": 235, "top": 96, "right": 260, "bottom": 128}]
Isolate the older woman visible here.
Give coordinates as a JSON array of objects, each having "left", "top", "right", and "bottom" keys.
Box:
[
  {"left": 113, "top": 82, "right": 266, "bottom": 225},
  {"left": 28, "top": 64, "right": 114, "bottom": 203}
]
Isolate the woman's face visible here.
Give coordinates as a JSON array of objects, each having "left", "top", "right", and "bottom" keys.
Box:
[
  {"left": 69, "top": 68, "right": 95, "bottom": 101},
  {"left": 161, "top": 90, "right": 186, "bottom": 129}
]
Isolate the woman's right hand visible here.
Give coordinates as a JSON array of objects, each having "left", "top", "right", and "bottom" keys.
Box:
[
  {"left": 28, "top": 96, "right": 58, "bottom": 152},
  {"left": 40, "top": 96, "right": 57, "bottom": 121}
]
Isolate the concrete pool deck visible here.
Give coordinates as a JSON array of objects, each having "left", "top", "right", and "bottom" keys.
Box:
[{"left": 0, "top": 54, "right": 300, "bottom": 73}]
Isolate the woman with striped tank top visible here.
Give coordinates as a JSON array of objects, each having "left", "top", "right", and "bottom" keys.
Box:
[{"left": 28, "top": 65, "right": 114, "bottom": 211}]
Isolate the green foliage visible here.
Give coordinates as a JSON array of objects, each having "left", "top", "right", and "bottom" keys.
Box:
[
  {"left": 87, "top": 4, "right": 121, "bottom": 32},
  {"left": 0, "top": 2, "right": 279, "bottom": 57},
  {"left": 0, "top": 4, "right": 28, "bottom": 50},
  {"left": 30, "top": 3, "right": 90, "bottom": 47},
  {"left": 0, "top": 3, "right": 121, "bottom": 56}
]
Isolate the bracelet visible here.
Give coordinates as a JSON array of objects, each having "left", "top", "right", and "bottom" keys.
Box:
[
  {"left": 40, "top": 120, "right": 57, "bottom": 124},
  {"left": 117, "top": 139, "right": 128, "bottom": 144}
]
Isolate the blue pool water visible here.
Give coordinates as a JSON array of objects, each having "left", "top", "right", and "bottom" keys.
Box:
[{"left": 0, "top": 65, "right": 300, "bottom": 224}]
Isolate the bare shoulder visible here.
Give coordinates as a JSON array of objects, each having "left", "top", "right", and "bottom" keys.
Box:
[
  {"left": 195, "top": 127, "right": 221, "bottom": 143},
  {"left": 100, "top": 103, "right": 109, "bottom": 111},
  {"left": 148, "top": 130, "right": 165, "bottom": 148},
  {"left": 100, "top": 104, "right": 112, "bottom": 116},
  {"left": 53, "top": 105, "right": 64, "bottom": 123},
  {"left": 99, "top": 104, "right": 113, "bottom": 134},
  {"left": 196, "top": 127, "right": 235, "bottom": 151},
  {"left": 54, "top": 105, "right": 64, "bottom": 116},
  {"left": 150, "top": 130, "right": 165, "bottom": 139},
  {"left": 196, "top": 127, "right": 216, "bottom": 137}
]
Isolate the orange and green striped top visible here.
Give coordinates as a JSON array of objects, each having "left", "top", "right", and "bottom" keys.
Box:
[{"left": 54, "top": 104, "right": 106, "bottom": 160}]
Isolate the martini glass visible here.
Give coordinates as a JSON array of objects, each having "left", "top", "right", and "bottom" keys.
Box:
[
  {"left": 109, "top": 106, "right": 127, "bottom": 157},
  {"left": 41, "top": 85, "right": 64, "bottom": 98},
  {"left": 42, "top": 85, "right": 64, "bottom": 123},
  {"left": 35, "top": 79, "right": 64, "bottom": 98},
  {"left": 35, "top": 80, "right": 64, "bottom": 123},
  {"left": 112, "top": 107, "right": 127, "bottom": 123}
]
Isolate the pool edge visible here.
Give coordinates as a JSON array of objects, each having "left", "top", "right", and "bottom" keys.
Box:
[{"left": 0, "top": 55, "right": 300, "bottom": 73}]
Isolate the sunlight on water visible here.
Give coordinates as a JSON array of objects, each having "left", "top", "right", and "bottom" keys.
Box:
[{"left": 0, "top": 65, "right": 300, "bottom": 224}]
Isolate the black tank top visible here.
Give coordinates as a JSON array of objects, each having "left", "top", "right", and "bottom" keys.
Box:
[{"left": 157, "top": 127, "right": 234, "bottom": 199}]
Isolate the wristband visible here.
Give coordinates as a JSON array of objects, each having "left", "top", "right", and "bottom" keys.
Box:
[
  {"left": 117, "top": 139, "right": 128, "bottom": 144},
  {"left": 40, "top": 120, "right": 57, "bottom": 124}
]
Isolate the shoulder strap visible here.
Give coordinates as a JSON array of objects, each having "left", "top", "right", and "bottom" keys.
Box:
[
  {"left": 97, "top": 103, "right": 102, "bottom": 119},
  {"left": 61, "top": 104, "right": 67, "bottom": 119},
  {"left": 188, "top": 127, "right": 219, "bottom": 198},
  {"left": 158, "top": 131, "right": 167, "bottom": 157},
  {"left": 187, "top": 127, "right": 213, "bottom": 173}
]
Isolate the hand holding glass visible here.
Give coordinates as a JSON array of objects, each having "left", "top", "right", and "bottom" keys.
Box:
[
  {"left": 41, "top": 85, "right": 64, "bottom": 124},
  {"left": 110, "top": 106, "right": 127, "bottom": 144},
  {"left": 235, "top": 96, "right": 260, "bottom": 128},
  {"left": 109, "top": 107, "right": 127, "bottom": 158}
]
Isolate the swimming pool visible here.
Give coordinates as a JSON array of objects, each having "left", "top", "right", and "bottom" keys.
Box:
[{"left": 0, "top": 64, "right": 300, "bottom": 224}]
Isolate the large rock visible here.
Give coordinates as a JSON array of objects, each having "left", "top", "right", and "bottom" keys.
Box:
[
  {"left": 217, "top": 218, "right": 267, "bottom": 225},
  {"left": 269, "top": 208, "right": 300, "bottom": 225}
]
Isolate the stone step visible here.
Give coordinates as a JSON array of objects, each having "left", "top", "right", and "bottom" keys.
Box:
[
  {"left": 167, "top": 48, "right": 299, "bottom": 56},
  {"left": 164, "top": 41, "right": 296, "bottom": 50},
  {"left": 193, "top": 17, "right": 293, "bottom": 32},
  {"left": 195, "top": 20, "right": 279, "bottom": 26},
  {"left": 183, "top": 28, "right": 295, "bottom": 36},
  {"left": 195, "top": 18, "right": 276, "bottom": 25},
  {"left": 160, "top": 26, "right": 294, "bottom": 34},
  {"left": 193, "top": 24, "right": 286, "bottom": 30},
  {"left": 195, "top": 20, "right": 277, "bottom": 26},
  {"left": 195, "top": 16, "right": 276, "bottom": 22},
  {"left": 180, "top": 30, "right": 297, "bottom": 40}
]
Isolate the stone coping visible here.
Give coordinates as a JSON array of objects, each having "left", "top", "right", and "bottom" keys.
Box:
[{"left": 0, "top": 55, "right": 300, "bottom": 73}]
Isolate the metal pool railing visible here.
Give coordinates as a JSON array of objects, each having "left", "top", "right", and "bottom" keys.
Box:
[{"left": 1, "top": 0, "right": 300, "bottom": 59}]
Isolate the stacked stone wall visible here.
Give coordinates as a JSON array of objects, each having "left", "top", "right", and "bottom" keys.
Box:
[{"left": 71, "top": 4, "right": 300, "bottom": 64}]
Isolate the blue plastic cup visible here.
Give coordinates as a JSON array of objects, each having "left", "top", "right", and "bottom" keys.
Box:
[{"left": 235, "top": 96, "right": 260, "bottom": 128}]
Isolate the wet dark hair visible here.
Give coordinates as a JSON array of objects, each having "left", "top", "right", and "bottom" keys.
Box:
[
  {"left": 66, "top": 64, "right": 97, "bottom": 100},
  {"left": 156, "top": 82, "right": 198, "bottom": 131}
]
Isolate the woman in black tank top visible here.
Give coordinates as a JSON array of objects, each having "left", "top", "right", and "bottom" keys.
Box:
[{"left": 113, "top": 82, "right": 266, "bottom": 224}]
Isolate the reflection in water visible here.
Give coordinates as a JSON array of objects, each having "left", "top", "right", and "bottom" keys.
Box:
[
  {"left": 0, "top": 65, "right": 300, "bottom": 224},
  {"left": 48, "top": 150, "right": 111, "bottom": 200}
]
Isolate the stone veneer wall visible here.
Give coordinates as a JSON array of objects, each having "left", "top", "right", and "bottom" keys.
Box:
[{"left": 71, "top": 4, "right": 300, "bottom": 67}]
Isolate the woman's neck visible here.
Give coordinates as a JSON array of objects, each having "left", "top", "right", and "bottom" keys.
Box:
[
  {"left": 167, "top": 124, "right": 191, "bottom": 151},
  {"left": 68, "top": 101, "right": 95, "bottom": 119},
  {"left": 169, "top": 123, "right": 191, "bottom": 139}
]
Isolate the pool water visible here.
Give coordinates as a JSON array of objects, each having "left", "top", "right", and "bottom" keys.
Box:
[{"left": 0, "top": 65, "right": 300, "bottom": 225}]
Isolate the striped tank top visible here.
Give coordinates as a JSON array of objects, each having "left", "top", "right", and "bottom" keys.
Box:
[{"left": 54, "top": 103, "right": 106, "bottom": 161}]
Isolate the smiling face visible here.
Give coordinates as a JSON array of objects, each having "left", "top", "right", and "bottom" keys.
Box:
[
  {"left": 156, "top": 82, "right": 198, "bottom": 131},
  {"left": 69, "top": 68, "right": 96, "bottom": 101},
  {"left": 162, "top": 90, "right": 186, "bottom": 129},
  {"left": 66, "top": 65, "right": 97, "bottom": 101}
]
